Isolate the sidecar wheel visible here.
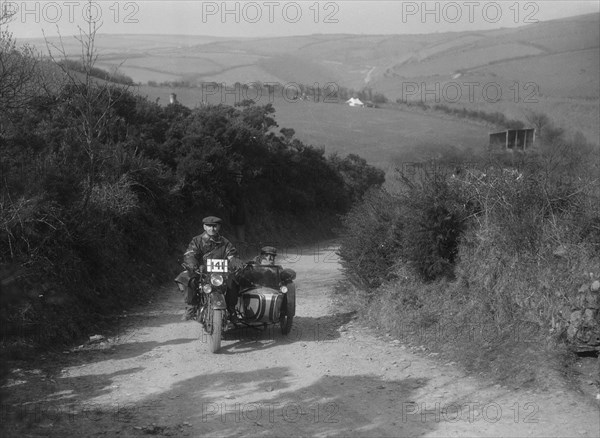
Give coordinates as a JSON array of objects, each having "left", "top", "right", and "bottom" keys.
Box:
[
  {"left": 280, "top": 315, "right": 293, "bottom": 335},
  {"left": 209, "top": 309, "right": 223, "bottom": 353},
  {"left": 280, "top": 283, "right": 296, "bottom": 335}
]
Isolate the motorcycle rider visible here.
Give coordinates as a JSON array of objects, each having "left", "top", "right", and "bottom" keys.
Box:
[{"left": 175, "top": 216, "right": 243, "bottom": 321}]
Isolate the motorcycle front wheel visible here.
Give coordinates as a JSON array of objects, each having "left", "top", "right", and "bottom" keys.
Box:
[{"left": 208, "top": 309, "right": 223, "bottom": 353}]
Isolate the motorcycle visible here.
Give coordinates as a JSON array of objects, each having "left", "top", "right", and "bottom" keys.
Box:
[{"left": 192, "top": 259, "right": 296, "bottom": 353}]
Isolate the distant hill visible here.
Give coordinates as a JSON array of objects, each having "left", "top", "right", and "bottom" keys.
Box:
[{"left": 27, "top": 12, "right": 599, "bottom": 144}]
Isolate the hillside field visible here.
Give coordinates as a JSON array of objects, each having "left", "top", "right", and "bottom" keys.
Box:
[
  {"left": 32, "top": 11, "right": 596, "bottom": 152},
  {"left": 136, "top": 83, "right": 489, "bottom": 172}
]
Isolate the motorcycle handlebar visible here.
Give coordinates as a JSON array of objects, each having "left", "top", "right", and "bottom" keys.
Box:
[{"left": 181, "top": 263, "right": 204, "bottom": 274}]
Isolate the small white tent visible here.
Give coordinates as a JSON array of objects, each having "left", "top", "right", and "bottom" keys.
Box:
[{"left": 346, "top": 97, "right": 364, "bottom": 107}]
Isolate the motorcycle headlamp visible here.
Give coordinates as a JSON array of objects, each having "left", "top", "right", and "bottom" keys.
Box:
[
  {"left": 202, "top": 284, "right": 212, "bottom": 293},
  {"left": 280, "top": 285, "right": 288, "bottom": 293},
  {"left": 210, "top": 274, "right": 224, "bottom": 286}
]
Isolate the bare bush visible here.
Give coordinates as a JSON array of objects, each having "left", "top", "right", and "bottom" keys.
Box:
[
  {"left": 0, "top": 31, "right": 39, "bottom": 113},
  {"left": 42, "top": 12, "right": 130, "bottom": 210}
]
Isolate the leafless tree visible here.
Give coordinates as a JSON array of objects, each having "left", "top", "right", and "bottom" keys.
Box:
[
  {"left": 42, "top": 2, "right": 129, "bottom": 209},
  {"left": 0, "top": 1, "right": 16, "bottom": 27},
  {"left": 0, "top": 31, "right": 39, "bottom": 110},
  {"left": 523, "top": 109, "right": 551, "bottom": 138},
  {"left": 0, "top": 4, "right": 39, "bottom": 114}
]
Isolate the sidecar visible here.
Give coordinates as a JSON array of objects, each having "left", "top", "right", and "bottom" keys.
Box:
[{"left": 235, "top": 264, "right": 296, "bottom": 334}]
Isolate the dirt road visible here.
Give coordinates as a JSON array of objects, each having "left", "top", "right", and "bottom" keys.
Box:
[{"left": 2, "top": 243, "right": 599, "bottom": 437}]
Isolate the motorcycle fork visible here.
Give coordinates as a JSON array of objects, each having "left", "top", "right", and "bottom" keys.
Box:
[{"left": 202, "top": 291, "right": 225, "bottom": 332}]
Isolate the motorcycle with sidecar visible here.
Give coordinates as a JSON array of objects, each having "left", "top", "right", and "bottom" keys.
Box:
[{"left": 192, "top": 259, "right": 296, "bottom": 353}]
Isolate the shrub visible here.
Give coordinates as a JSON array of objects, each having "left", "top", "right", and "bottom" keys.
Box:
[
  {"left": 338, "top": 166, "right": 469, "bottom": 288},
  {"left": 338, "top": 188, "right": 403, "bottom": 289},
  {"left": 398, "top": 174, "right": 467, "bottom": 280},
  {"left": 439, "top": 130, "right": 599, "bottom": 330}
]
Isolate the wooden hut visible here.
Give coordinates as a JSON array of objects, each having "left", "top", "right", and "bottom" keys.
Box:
[{"left": 489, "top": 128, "right": 535, "bottom": 151}]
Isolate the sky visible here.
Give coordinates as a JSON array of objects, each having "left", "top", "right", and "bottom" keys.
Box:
[{"left": 2, "top": 0, "right": 599, "bottom": 39}]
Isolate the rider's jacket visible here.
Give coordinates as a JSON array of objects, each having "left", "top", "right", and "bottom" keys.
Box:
[{"left": 183, "top": 232, "right": 237, "bottom": 270}]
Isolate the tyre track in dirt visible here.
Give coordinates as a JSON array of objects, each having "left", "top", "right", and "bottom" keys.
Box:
[{"left": 1, "top": 243, "right": 599, "bottom": 437}]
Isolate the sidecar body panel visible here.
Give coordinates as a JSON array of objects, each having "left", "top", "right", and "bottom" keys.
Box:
[{"left": 241, "top": 287, "right": 283, "bottom": 323}]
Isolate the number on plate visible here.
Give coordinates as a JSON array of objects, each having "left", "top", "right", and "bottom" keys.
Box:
[{"left": 207, "top": 259, "right": 228, "bottom": 273}]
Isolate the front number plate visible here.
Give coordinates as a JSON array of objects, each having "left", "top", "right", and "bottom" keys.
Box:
[{"left": 207, "top": 259, "right": 228, "bottom": 273}]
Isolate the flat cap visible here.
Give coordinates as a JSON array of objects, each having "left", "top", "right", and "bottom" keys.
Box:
[
  {"left": 261, "top": 246, "right": 277, "bottom": 255},
  {"left": 203, "top": 216, "right": 222, "bottom": 225}
]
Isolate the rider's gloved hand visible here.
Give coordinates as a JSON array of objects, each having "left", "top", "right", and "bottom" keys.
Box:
[{"left": 229, "top": 257, "right": 243, "bottom": 271}]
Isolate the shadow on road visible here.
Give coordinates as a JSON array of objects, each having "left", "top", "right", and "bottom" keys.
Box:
[
  {"left": 2, "top": 366, "right": 438, "bottom": 437},
  {"left": 212, "top": 311, "right": 357, "bottom": 355}
]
